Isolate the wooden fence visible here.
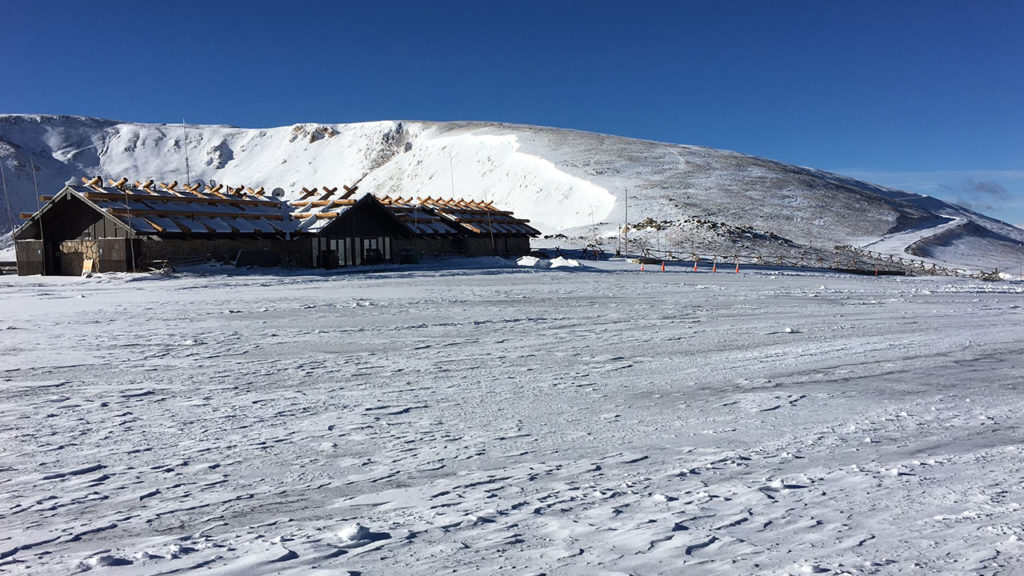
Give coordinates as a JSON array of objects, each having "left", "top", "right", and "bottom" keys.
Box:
[{"left": 579, "top": 243, "right": 1002, "bottom": 280}]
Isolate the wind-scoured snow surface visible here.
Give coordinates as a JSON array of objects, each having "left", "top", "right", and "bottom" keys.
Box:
[
  {"left": 1, "top": 115, "right": 1022, "bottom": 271},
  {"left": 2, "top": 261, "right": 1023, "bottom": 574}
]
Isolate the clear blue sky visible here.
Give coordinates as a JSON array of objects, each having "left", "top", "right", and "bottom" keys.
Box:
[{"left": 3, "top": 0, "right": 1022, "bottom": 224}]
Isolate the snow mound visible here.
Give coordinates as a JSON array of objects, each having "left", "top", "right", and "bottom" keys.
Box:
[
  {"left": 517, "top": 255, "right": 582, "bottom": 269},
  {"left": 550, "top": 256, "right": 581, "bottom": 268},
  {"left": 517, "top": 256, "right": 549, "bottom": 268},
  {"left": 337, "top": 523, "right": 370, "bottom": 542}
]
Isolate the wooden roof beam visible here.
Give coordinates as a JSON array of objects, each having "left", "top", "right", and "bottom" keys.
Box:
[
  {"left": 140, "top": 216, "right": 165, "bottom": 233},
  {"left": 80, "top": 176, "right": 105, "bottom": 193},
  {"left": 82, "top": 190, "right": 273, "bottom": 208},
  {"left": 292, "top": 211, "right": 341, "bottom": 220},
  {"left": 106, "top": 207, "right": 286, "bottom": 221}
]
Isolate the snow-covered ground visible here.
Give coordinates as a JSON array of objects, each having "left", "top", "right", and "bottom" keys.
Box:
[{"left": 2, "top": 260, "right": 1023, "bottom": 575}]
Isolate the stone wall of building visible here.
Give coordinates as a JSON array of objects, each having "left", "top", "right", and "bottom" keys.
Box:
[{"left": 59, "top": 239, "right": 100, "bottom": 274}]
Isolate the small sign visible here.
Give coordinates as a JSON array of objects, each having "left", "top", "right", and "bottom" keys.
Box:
[{"left": 82, "top": 258, "right": 94, "bottom": 276}]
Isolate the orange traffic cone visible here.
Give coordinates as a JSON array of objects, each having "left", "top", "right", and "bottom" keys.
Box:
[
  {"left": 661, "top": 261, "right": 665, "bottom": 272},
  {"left": 735, "top": 263, "right": 740, "bottom": 273},
  {"left": 693, "top": 261, "right": 698, "bottom": 272},
  {"left": 712, "top": 261, "right": 717, "bottom": 273}
]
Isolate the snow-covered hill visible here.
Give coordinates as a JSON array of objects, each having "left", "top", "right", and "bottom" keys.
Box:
[{"left": 1, "top": 114, "right": 1022, "bottom": 272}]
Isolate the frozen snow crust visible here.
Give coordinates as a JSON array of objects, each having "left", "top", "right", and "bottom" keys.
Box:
[
  {"left": 1, "top": 114, "right": 1022, "bottom": 272},
  {"left": 2, "top": 261, "right": 1023, "bottom": 574}
]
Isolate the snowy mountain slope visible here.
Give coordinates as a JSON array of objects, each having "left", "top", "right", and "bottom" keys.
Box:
[{"left": 1, "top": 114, "right": 1022, "bottom": 271}]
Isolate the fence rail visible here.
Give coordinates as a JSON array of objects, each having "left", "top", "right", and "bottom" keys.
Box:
[
  {"left": 572, "top": 243, "right": 1002, "bottom": 280},
  {"left": 834, "top": 245, "right": 1000, "bottom": 280}
]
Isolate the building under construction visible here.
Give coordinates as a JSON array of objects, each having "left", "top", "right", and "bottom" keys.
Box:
[{"left": 13, "top": 177, "right": 540, "bottom": 275}]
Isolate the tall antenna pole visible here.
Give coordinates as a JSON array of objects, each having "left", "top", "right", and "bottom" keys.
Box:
[
  {"left": 30, "top": 156, "right": 40, "bottom": 209},
  {"left": 29, "top": 156, "right": 43, "bottom": 275},
  {"left": 0, "top": 159, "right": 14, "bottom": 237},
  {"left": 122, "top": 183, "right": 137, "bottom": 273},
  {"left": 623, "top": 188, "right": 629, "bottom": 255},
  {"left": 485, "top": 199, "right": 496, "bottom": 255},
  {"left": 182, "top": 119, "right": 191, "bottom": 186}
]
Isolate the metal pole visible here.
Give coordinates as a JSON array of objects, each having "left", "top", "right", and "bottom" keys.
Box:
[
  {"left": 0, "top": 159, "right": 14, "bottom": 236},
  {"left": 487, "top": 205, "right": 495, "bottom": 255},
  {"left": 29, "top": 156, "right": 43, "bottom": 275},
  {"left": 623, "top": 188, "right": 628, "bottom": 255},
  {"left": 123, "top": 185, "right": 136, "bottom": 273},
  {"left": 182, "top": 119, "right": 191, "bottom": 186}
]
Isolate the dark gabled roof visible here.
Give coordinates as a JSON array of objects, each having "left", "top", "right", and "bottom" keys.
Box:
[
  {"left": 16, "top": 177, "right": 542, "bottom": 241},
  {"left": 377, "top": 196, "right": 464, "bottom": 236},
  {"left": 18, "top": 178, "right": 290, "bottom": 236},
  {"left": 291, "top": 190, "right": 540, "bottom": 238},
  {"left": 415, "top": 197, "right": 541, "bottom": 237},
  {"left": 309, "top": 193, "right": 413, "bottom": 238},
  {"left": 289, "top": 186, "right": 362, "bottom": 234}
]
